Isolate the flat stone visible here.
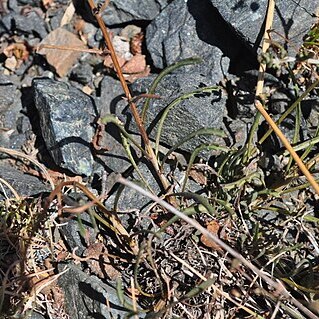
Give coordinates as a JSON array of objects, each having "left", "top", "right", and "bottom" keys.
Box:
[
  {"left": 101, "top": 0, "right": 169, "bottom": 25},
  {"left": 0, "top": 163, "right": 49, "bottom": 199},
  {"left": 58, "top": 263, "right": 141, "bottom": 319},
  {"left": 146, "top": 0, "right": 256, "bottom": 78},
  {"left": 38, "top": 28, "right": 86, "bottom": 77},
  {"left": 0, "top": 84, "right": 17, "bottom": 113},
  {"left": 33, "top": 78, "right": 96, "bottom": 176},
  {"left": 209, "top": 0, "right": 319, "bottom": 54},
  {"left": 124, "top": 72, "right": 226, "bottom": 155},
  {"left": 1, "top": 11, "right": 48, "bottom": 39}
]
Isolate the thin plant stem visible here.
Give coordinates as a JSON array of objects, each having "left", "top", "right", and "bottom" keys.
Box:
[
  {"left": 259, "top": 78, "right": 319, "bottom": 144},
  {"left": 245, "top": 0, "right": 275, "bottom": 160},
  {"left": 86, "top": 0, "right": 171, "bottom": 193}
]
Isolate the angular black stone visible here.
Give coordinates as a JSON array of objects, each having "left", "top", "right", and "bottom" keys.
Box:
[
  {"left": 209, "top": 0, "right": 318, "bottom": 54},
  {"left": 125, "top": 72, "right": 226, "bottom": 155},
  {"left": 33, "top": 78, "right": 96, "bottom": 176},
  {"left": 101, "top": 0, "right": 169, "bottom": 25},
  {"left": 146, "top": 0, "right": 257, "bottom": 78}
]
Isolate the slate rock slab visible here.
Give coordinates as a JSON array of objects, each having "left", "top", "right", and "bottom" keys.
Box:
[
  {"left": 124, "top": 72, "right": 226, "bottom": 155},
  {"left": 58, "top": 264, "right": 142, "bottom": 319},
  {"left": 92, "top": 75, "right": 134, "bottom": 175},
  {"left": 101, "top": 0, "right": 169, "bottom": 25},
  {"left": 33, "top": 78, "right": 96, "bottom": 176},
  {"left": 209, "top": 0, "right": 318, "bottom": 53},
  {"left": 1, "top": 11, "right": 48, "bottom": 39},
  {"left": 146, "top": 0, "right": 257, "bottom": 78},
  {"left": 0, "top": 163, "right": 49, "bottom": 199}
]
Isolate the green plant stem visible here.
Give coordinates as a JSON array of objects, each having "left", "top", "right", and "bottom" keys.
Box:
[
  {"left": 161, "top": 128, "right": 226, "bottom": 165},
  {"left": 154, "top": 86, "right": 221, "bottom": 157},
  {"left": 141, "top": 57, "right": 202, "bottom": 123}
]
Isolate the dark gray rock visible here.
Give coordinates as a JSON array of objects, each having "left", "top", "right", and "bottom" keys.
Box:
[
  {"left": 58, "top": 263, "right": 140, "bottom": 319},
  {"left": 47, "top": 7, "right": 65, "bottom": 31},
  {"left": 59, "top": 211, "right": 97, "bottom": 255},
  {"left": 209, "top": 0, "right": 318, "bottom": 54},
  {"left": 1, "top": 11, "right": 47, "bottom": 39},
  {"left": 7, "top": 0, "right": 19, "bottom": 13},
  {"left": 269, "top": 91, "right": 290, "bottom": 115},
  {"left": 0, "top": 82, "right": 27, "bottom": 150},
  {"left": 101, "top": 0, "right": 169, "bottom": 25},
  {"left": 0, "top": 84, "right": 18, "bottom": 113},
  {"left": 33, "top": 78, "right": 96, "bottom": 176},
  {"left": 107, "top": 160, "right": 162, "bottom": 214},
  {"left": 16, "top": 0, "right": 41, "bottom": 6},
  {"left": 0, "top": 163, "right": 49, "bottom": 199},
  {"left": 124, "top": 72, "right": 226, "bottom": 154},
  {"left": 93, "top": 76, "right": 133, "bottom": 175},
  {"left": 70, "top": 62, "right": 93, "bottom": 85},
  {"left": 146, "top": 0, "right": 256, "bottom": 78}
]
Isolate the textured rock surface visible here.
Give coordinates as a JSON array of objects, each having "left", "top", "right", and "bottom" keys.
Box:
[
  {"left": 124, "top": 72, "right": 226, "bottom": 154},
  {"left": 146, "top": 0, "right": 256, "bottom": 78},
  {"left": 0, "top": 11, "right": 48, "bottom": 39},
  {"left": 0, "top": 163, "right": 49, "bottom": 199},
  {"left": 101, "top": 0, "right": 169, "bottom": 25},
  {"left": 58, "top": 264, "right": 139, "bottom": 319},
  {"left": 0, "top": 82, "right": 17, "bottom": 113},
  {"left": 209, "top": 0, "right": 319, "bottom": 53},
  {"left": 93, "top": 75, "right": 134, "bottom": 174},
  {"left": 59, "top": 212, "right": 96, "bottom": 255},
  {"left": 33, "top": 78, "right": 96, "bottom": 176}
]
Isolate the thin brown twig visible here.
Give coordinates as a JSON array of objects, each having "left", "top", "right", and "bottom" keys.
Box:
[
  {"left": 44, "top": 180, "right": 138, "bottom": 254},
  {"left": 86, "top": 0, "right": 171, "bottom": 193},
  {"left": 253, "top": 0, "right": 319, "bottom": 195},
  {"left": 37, "top": 44, "right": 104, "bottom": 55},
  {"left": 0, "top": 147, "right": 55, "bottom": 189}
]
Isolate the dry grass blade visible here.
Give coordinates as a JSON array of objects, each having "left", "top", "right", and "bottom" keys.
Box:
[
  {"left": 117, "top": 176, "right": 318, "bottom": 319},
  {"left": 0, "top": 147, "right": 55, "bottom": 190},
  {"left": 0, "top": 177, "right": 21, "bottom": 200},
  {"left": 37, "top": 44, "right": 103, "bottom": 55},
  {"left": 253, "top": 0, "right": 319, "bottom": 195},
  {"left": 44, "top": 180, "right": 138, "bottom": 255}
]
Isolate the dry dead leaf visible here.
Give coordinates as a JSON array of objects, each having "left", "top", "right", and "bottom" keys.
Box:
[
  {"left": 103, "top": 54, "right": 126, "bottom": 69},
  {"left": 42, "top": 0, "right": 54, "bottom": 9},
  {"left": 189, "top": 168, "right": 207, "bottom": 185},
  {"left": 84, "top": 242, "right": 121, "bottom": 281},
  {"left": 200, "top": 220, "right": 223, "bottom": 251},
  {"left": 38, "top": 27, "right": 86, "bottom": 77},
  {"left": 130, "top": 32, "right": 143, "bottom": 55},
  {"left": 3, "top": 42, "right": 30, "bottom": 70},
  {"left": 60, "top": 1, "right": 75, "bottom": 27},
  {"left": 121, "top": 54, "right": 147, "bottom": 74},
  {"left": 3, "top": 42, "right": 29, "bottom": 60}
]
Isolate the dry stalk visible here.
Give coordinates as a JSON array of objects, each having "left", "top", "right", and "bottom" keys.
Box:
[
  {"left": 0, "top": 147, "right": 55, "bottom": 189},
  {"left": 86, "top": 0, "right": 171, "bottom": 193},
  {"left": 254, "top": 0, "right": 319, "bottom": 195}
]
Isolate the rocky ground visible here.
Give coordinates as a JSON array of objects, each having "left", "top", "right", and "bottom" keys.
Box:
[{"left": 1, "top": 0, "right": 319, "bottom": 318}]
